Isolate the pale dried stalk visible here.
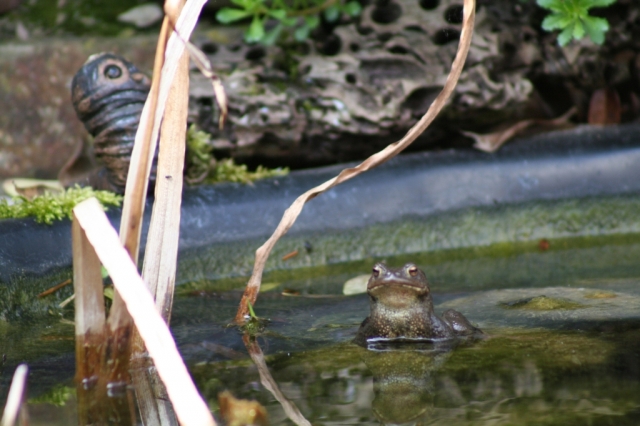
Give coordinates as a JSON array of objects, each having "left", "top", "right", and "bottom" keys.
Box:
[
  {"left": 110, "top": 0, "right": 208, "bottom": 327},
  {"left": 73, "top": 198, "right": 216, "bottom": 426},
  {"left": 72, "top": 216, "right": 105, "bottom": 392},
  {"left": 235, "top": 0, "right": 476, "bottom": 322},
  {"left": 1, "top": 364, "right": 28, "bottom": 426},
  {"left": 131, "top": 2, "right": 189, "bottom": 423},
  {"left": 142, "top": 0, "right": 190, "bottom": 330},
  {"left": 72, "top": 217, "right": 106, "bottom": 338}
]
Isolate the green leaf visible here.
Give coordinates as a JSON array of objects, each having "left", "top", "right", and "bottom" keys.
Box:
[
  {"left": 281, "top": 16, "right": 297, "bottom": 26},
  {"left": 246, "top": 15, "right": 265, "bottom": 43},
  {"left": 262, "top": 23, "right": 283, "bottom": 45},
  {"left": 324, "top": 5, "right": 340, "bottom": 22},
  {"left": 572, "top": 20, "right": 585, "bottom": 40},
  {"left": 558, "top": 24, "right": 574, "bottom": 46},
  {"left": 294, "top": 25, "right": 310, "bottom": 41},
  {"left": 268, "top": 8, "right": 287, "bottom": 20},
  {"left": 230, "top": 0, "right": 254, "bottom": 8},
  {"left": 304, "top": 15, "right": 320, "bottom": 30},
  {"left": 582, "top": 15, "right": 609, "bottom": 44},
  {"left": 344, "top": 1, "right": 362, "bottom": 17},
  {"left": 216, "top": 7, "right": 251, "bottom": 23},
  {"left": 541, "top": 13, "right": 572, "bottom": 30},
  {"left": 536, "top": 0, "right": 563, "bottom": 12},
  {"left": 586, "top": 0, "right": 616, "bottom": 8}
]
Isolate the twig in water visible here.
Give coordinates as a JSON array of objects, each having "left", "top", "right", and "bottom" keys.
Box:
[{"left": 37, "top": 278, "right": 72, "bottom": 298}]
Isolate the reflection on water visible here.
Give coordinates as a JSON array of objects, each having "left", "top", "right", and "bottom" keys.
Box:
[{"left": 192, "top": 325, "right": 640, "bottom": 425}]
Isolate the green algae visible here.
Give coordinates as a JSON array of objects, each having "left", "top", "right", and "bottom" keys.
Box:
[
  {"left": 500, "top": 296, "right": 585, "bottom": 311},
  {"left": 584, "top": 290, "right": 617, "bottom": 299},
  {"left": 28, "top": 384, "right": 74, "bottom": 407},
  {"left": 176, "top": 194, "right": 640, "bottom": 286},
  {"left": 0, "top": 268, "right": 73, "bottom": 321}
]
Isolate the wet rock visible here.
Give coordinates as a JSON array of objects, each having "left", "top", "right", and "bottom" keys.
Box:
[
  {"left": 440, "top": 286, "right": 640, "bottom": 330},
  {"left": 117, "top": 4, "right": 163, "bottom": 29}
]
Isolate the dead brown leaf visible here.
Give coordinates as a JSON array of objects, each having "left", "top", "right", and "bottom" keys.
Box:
[
  {"left": 463, "top": 107, "right": 577, "bottom": 153},
  {"left": 588, "top": 87, "right": 621, "bottom": 125}
]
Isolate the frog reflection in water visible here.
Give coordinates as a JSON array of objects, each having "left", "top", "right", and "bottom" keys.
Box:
[{"left": 355, "top": 262, "right": 481, "bottom": 346}]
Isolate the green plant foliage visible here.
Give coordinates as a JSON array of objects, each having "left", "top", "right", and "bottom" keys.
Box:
[
  {"left": 28, "top": 384, "right": 74, "bottom": 406},
  {"left": 186, "top": 124, "right": 216, "bottom": 183},
  {"left": 186, "top": 124, "right": 289, "bottom": 184},
  {"left": 209, "top": 159, "right": 289, "bottom": 184},
  {"left": 216, "top": 0, "right": 362, "bottom": 45},
  {"left": 0, "top": 186, "right": 123, "bottom": 225},
  {"left": 537, "top": 0, "right": 616, "bottom": 46}
]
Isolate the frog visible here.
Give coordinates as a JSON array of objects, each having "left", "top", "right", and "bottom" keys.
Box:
[{"left": 354, "top": 262, "right": 481, "bottom": 347}]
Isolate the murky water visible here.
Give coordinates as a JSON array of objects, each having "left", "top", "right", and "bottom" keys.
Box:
[{"left": 4, "top": 234, "right": 640, "bottom": 424}]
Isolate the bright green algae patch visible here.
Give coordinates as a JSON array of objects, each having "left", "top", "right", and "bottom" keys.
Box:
[{"left": 0, "top": 186, "right": 122, "bottom": 224}]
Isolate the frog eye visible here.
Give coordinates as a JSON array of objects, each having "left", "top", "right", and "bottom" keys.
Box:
[
  {"left": 372, "top": 266, "right": 381, "bottom": 278},
  {"left": 408, "top": 265, "right": 418, "bottom": 277},
  {"left": 104, "top": 64, "right": 123, "bottom": 79}
]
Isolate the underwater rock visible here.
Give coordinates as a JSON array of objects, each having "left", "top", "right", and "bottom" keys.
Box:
[{"left": 440, "top": 287, "right": 640, "bottom": 330}]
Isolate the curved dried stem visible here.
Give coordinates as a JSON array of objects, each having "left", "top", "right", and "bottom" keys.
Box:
[{"left": 235, "top": 0, "right": 477, "bottom": 323}]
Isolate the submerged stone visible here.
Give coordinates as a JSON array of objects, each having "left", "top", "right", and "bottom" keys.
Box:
[{"left": 500, "top": 295, "right": 585, "bottom": 311}]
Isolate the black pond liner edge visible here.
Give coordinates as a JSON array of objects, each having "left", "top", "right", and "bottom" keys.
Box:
[{"left": 1, "top": 123, "right": 640, "bottom": 287}]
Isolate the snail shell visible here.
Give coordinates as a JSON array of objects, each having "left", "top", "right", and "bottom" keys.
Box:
[{"left": 71, "top": 52, "right": 155, "bottom": 193}]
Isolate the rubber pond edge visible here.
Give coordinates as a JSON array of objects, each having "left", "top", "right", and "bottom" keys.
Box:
[{"left": 2, "top": 123, "right": 640, "bottom": 287}]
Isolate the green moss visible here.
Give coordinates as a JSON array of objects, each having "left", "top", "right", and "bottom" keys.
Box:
[
  {"left": 0, "top": 186, "right": 122, "bottom": 224},
  {"left": 186, "top": 124, "right": 289, "bottom": 185},
  {"left": 0, "top": 269, "right": 73, "bottom": 321},
  {"left": 28, "top": 384, "right": 74, "bottom": 406},
  {"left": 500, "top": 295, "right": 585, "bottom": 310},
  {"left": 185, "top": 124, "right": 216, "bottom": 184},
  {"left": 208, "top": 158, "right": 289, "bottom": 184}
]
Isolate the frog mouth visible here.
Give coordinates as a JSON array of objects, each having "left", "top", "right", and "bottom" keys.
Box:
[{"left": 369, "top": 280, "right": 427, "bottom": 293}]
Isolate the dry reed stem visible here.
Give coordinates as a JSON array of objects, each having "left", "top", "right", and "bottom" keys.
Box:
[
  {"left": 1, "top": 364, "right": 28, "bottom": 426},
  {"left": 72, "top": 215, "right": 106, "bottom": 400},
  {"left": 234, "top": 0, "right": 477, "bottom": 322},
  {"left": 73, "top": 198, "right": 216, "bottom": 426},
  {"left": 110, "top": 0, "right": 208, "bottom": 324},
  {"left": 72, "top": 218, "right": 106, "bottom": 339},
  {"left": 142, "top": 0, "right": 189, "bottom": 329},
  {"left": 243, "top": 336, "right": 311, "bottom": 426},
  {"left": 101, "top": 0, "right": 208, "bottom": 389},
  {"left": 130, "top": 1, "right": 189, "bottom": 423},
  {"left": 104, "top": 11, "right": 172, "bottom": 362}
]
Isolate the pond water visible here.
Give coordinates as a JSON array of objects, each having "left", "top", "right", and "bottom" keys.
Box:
[{"left": 4, "top": 231, "right": 640, "bottom": 425}]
